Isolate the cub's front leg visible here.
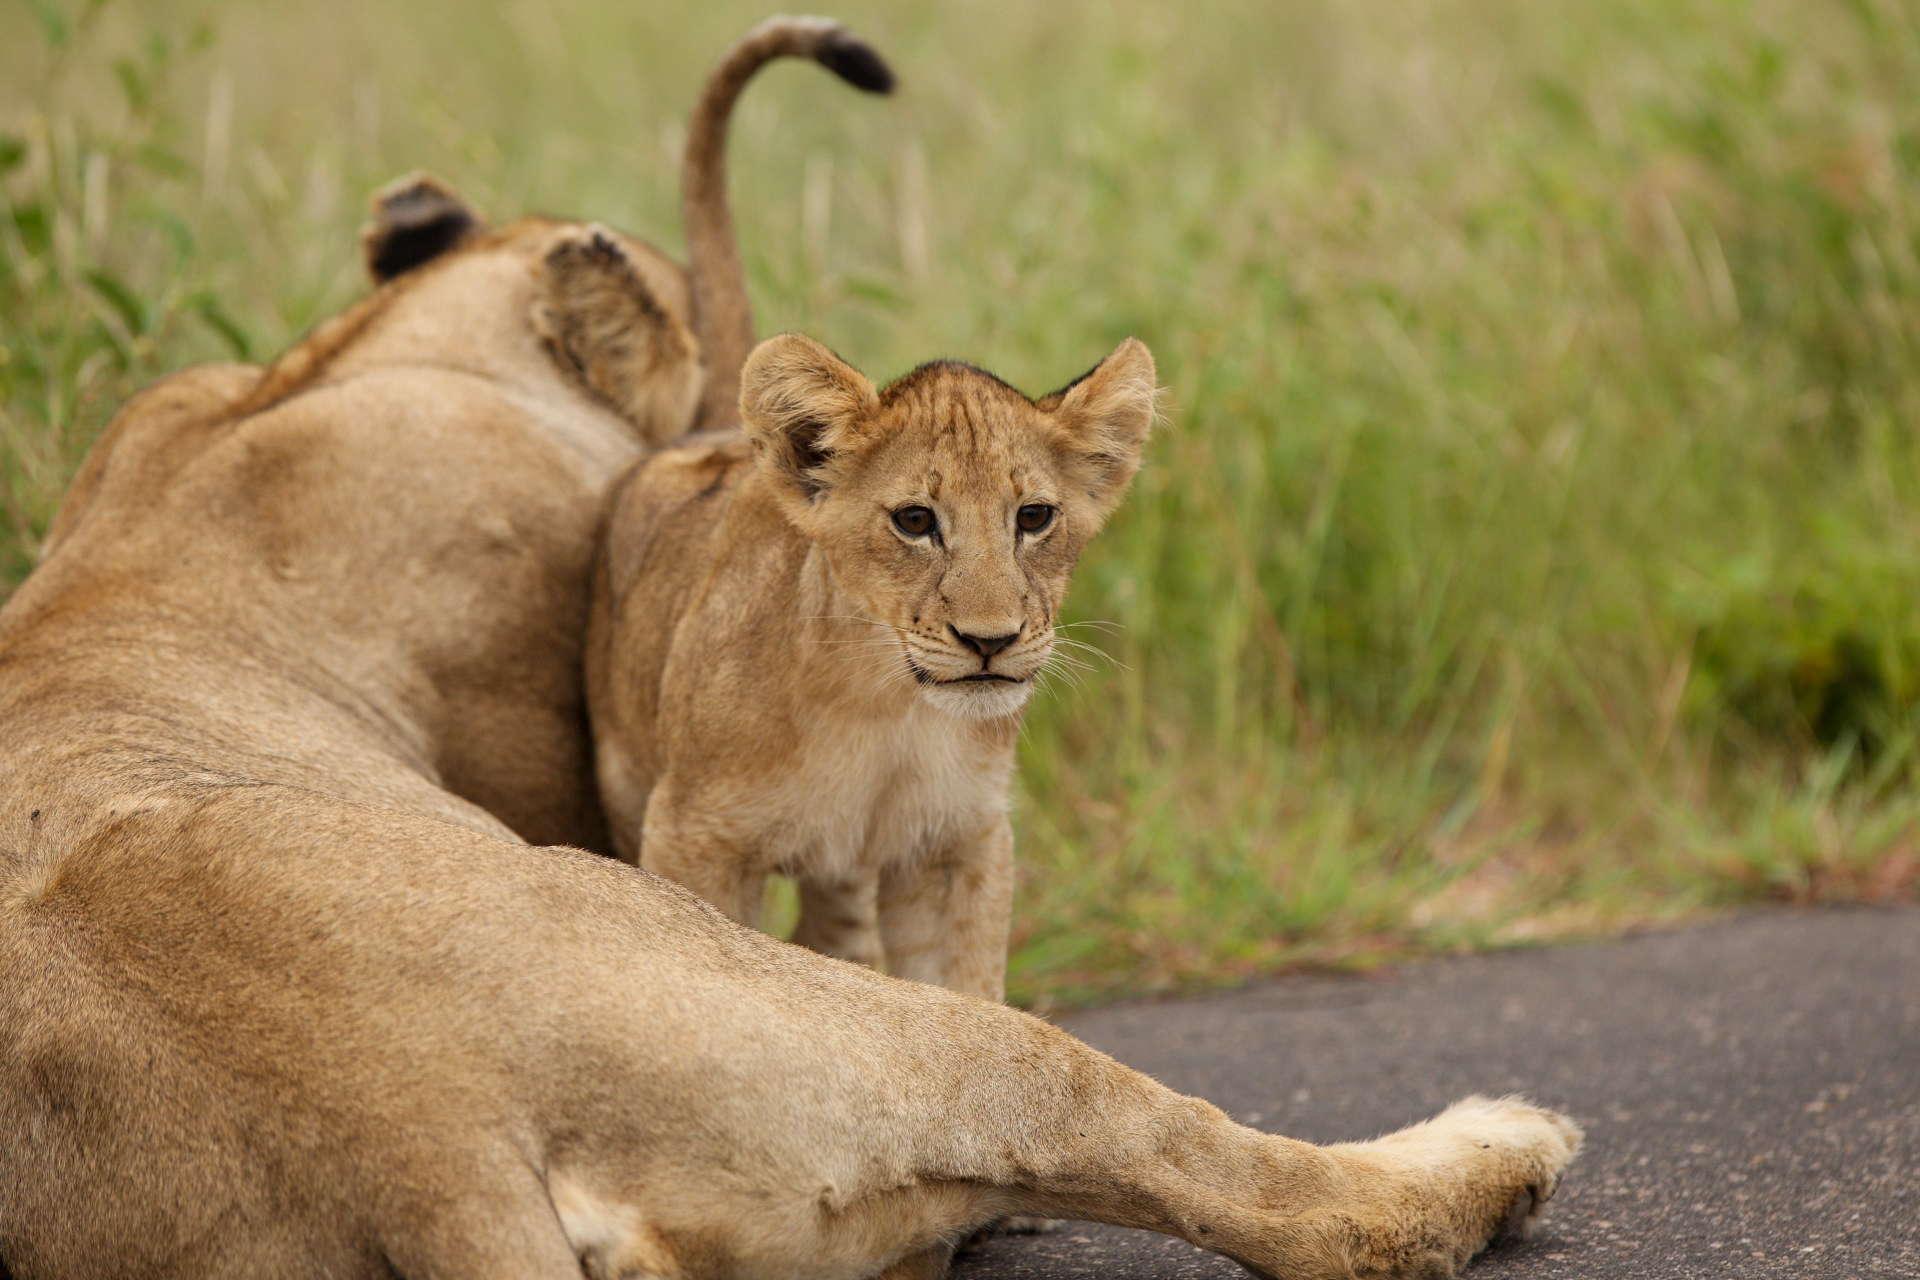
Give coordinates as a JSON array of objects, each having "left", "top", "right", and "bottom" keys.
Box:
[
  {"left": 790, "top": 871, "right": 885, "bottom": 968},
  {"left": 877, "top": 816, "right": 1015, "bottom": 1001},
  {"left": 637, "top": 786, "right": 770, "bottom": 928}
]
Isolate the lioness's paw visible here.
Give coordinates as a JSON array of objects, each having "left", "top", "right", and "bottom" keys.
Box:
[
  {"left": 1428, "top": 1094, "right": 1583, "bottom": 1239},
  {"left": 1331, "top": 1094, "right": 1583, "bottom": 1278}
]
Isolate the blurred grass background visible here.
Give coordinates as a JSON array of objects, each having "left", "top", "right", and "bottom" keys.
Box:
[{"left": 5, "top": 0, "right": 1919, "bottom": 1005}]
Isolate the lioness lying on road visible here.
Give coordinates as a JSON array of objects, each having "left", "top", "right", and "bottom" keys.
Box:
[
  {"left": 587, "top": 332, "right": 1154, "bottom": 1001},
  {"left": 0, "top": 18, "right": 1580, "bottom": 1280}
]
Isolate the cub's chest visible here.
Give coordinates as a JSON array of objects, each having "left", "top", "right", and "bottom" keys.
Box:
[{"left": 751, "top": 708, "right": 1016, "bottom": 876}]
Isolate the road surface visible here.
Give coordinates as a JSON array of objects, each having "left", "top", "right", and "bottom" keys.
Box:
[{"left": 957, "top": 906, "right": 1919, "bottom": 1279}]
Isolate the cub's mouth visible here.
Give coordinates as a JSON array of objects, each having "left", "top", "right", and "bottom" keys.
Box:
[{"left": 906, "top": 662, "right": 1025, "bottom": 686}]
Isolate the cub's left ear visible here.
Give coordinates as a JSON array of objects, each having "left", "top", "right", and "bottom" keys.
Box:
[
  {"left": 1042, "top": 337, "right": 1158, "bottom": 515},
  {"left": 360, "top": 173, "right": 487, "bottom": 283}
]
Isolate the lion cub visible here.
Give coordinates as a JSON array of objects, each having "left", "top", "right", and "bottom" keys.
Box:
[{"left": 586, "top": 332, "right": 1154, "bottom": 999}]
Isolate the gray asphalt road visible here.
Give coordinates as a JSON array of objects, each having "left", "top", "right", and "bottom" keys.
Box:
[{"left": 956, "top": 906, "right": 1920, "bottom": 1280}]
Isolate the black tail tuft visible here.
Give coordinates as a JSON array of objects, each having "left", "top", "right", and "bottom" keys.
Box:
[{"left": 816, "top": 34, "right": 896, "bottom": 95}]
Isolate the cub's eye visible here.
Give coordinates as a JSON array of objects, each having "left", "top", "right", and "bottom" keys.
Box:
[
  {"left": 892, "top": 506, "right": 937, "bottom": 538},
  {"left": 1016, "top": 504, "right": 1056, "bottom": 534}
]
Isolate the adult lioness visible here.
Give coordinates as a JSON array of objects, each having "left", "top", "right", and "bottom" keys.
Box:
[{"left": 587, "top": 333, "right": 1154, "bottom": 1000}]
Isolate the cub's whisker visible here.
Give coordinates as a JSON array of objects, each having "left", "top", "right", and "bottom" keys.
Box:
[{"left": 1051, "top": 635, "right": 1128, "bottom": 673}]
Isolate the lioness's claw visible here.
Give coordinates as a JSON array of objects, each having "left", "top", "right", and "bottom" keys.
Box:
[{"left": 1501, "top": 1189, "right": 1536, "bottom": 1237}]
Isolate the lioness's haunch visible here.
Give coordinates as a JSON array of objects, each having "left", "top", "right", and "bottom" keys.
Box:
[{"left": 587, "top": 334, "right": 1154, "bottom": 1000}]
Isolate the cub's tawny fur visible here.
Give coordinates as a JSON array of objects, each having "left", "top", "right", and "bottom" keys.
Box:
[
  {"left": 588, "top": 333, "right": 1154, "bottom": 1000},
  {"left": 0, "top": 19, "right": 1582, "bottom": 1280}
]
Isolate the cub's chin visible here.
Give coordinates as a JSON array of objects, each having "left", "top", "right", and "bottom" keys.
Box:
[{"left": 921, "top": 676, "right": 1033, "bottom": 721}]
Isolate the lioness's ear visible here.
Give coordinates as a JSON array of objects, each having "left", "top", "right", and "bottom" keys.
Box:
[
  {"left": 361, "top": 173, "right": 486, "bottom": 283},
  {"left": 534, "top": 225, "right": 702, "bottom": 446},
  {"left": 1043, "top": 337, "right": 1157, "bottom": 514},
  {"left": 739, "top": 333, "right": 880, "bottom": 502}
]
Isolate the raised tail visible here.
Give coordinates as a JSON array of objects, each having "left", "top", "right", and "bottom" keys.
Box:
[{"left": 682, "top": 16, "right": 895, "bottom": 431}]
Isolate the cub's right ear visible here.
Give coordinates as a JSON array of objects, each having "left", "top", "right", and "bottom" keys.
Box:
[
  {"left": 360, "top": 173, "right": 486, "bottom": 283},
  {"left": 739, "top": 333, "right": 880, "bottom": 503}
]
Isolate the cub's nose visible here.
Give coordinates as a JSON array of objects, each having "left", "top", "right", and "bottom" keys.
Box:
[{"left": 950, "top": 626, "right": 1019, "bottom": 659}]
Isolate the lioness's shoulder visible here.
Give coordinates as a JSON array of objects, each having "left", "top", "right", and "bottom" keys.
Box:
[{"left": 41, "top": 362, "right": 263, "bottom": 560}]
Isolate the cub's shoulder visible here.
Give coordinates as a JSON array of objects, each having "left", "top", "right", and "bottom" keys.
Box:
[
  {"left": 620, "top": 432, "right": 752, "bottom": 519},
  {"left": 601, "top": 432, "right": 755, "bottom": 590}
]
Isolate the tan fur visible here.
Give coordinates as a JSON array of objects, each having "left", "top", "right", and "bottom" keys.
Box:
[
  {"left": 0, "top": 19, "right": 1581, "bottom": 1280},
  {"left": 28, "top": 196, "right": 698, "bottom": 856},
  {"left": 587, "top": 335, "right": 1155, "bottom": 1001},
  {"left": 533, "top": 224, "right": 704, "bottom": 432}
]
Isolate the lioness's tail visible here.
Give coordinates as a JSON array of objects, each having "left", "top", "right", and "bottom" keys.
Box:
[{"left": 683, "top": 16, "right": 894, "bottom": 431}]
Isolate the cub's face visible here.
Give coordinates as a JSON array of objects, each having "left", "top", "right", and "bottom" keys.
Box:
[{"left": 742, "top": 334, "right": 1156, "bottom": 720}]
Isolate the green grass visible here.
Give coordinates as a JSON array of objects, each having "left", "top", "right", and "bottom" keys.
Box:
[{"left": 6, "top": 0, "right": 1919, "bottom": 1006}]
